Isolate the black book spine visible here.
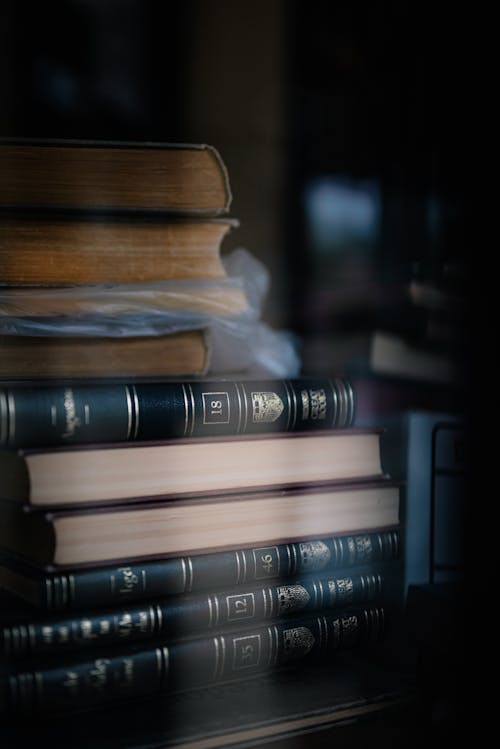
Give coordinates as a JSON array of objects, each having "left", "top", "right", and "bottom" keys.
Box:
[
  {"left": 1, "top": 572, "right": 383, "bottom": 659},
  {"left": 2, "top": 606, "right": 384, "bottom": 715},
  {"left": 0, "top": 377, "right": 355, "bottom": 448},
  {"left": 33, "top": 530, "right": 399, "bottom": 610}
]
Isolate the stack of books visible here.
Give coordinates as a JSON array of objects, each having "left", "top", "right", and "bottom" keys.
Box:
[
  {"left": 0, "top": 140, "right": 407, "bottom": 741},
  {"left": 0, "top": 376, "right": 403, "bottom": 722},
  {"left": 0, "top": 138, "right": 249, "bottom": 378}
]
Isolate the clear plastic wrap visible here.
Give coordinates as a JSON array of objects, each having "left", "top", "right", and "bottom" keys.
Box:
[{"left": 0, "top": 248, "right": 301, "bottom": 377}]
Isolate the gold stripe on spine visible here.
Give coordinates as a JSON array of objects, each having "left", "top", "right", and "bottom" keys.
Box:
[
  {"left": 242, "top": 384, "right": 249, "bottom": 433},
  {"left": 214, "top": 593, "right": 221, "bottom": 627},
  {"left": 131, "top": 385, "right": 140, "bottom": 439},
  {"left": 268, "top": 587, "right": 274, "bottom": 619},
  {"left": 377, "top": 533, "right": 384, "bottom": 558},
  {"left": 331, "top": 537, "right": 338, "bottom": 567},
  {"left": 318, "top": 579, "right": 325, "bottom": 608},
  {"left": 219, "top": 636, "right": 227, "bottom": 679},
  {"left": 11, "top": 626, "right": 20, "bottom": 656},
  {"left": 7, "top": 391, "right": 15, "bottom": 444},
  {"left": 346, "top": 379, "right": 355, "bottom": 426},
  {"left": 394, "top": 530, "right": 400, "bottom": 559},
  {"left": 207, "top": 595, "right": 214, "bottom": 628},
  {"left": 154, "top": 604, "right": 162, "bottom": 634},
  {"left": 155, "top": 648, "right": 163, "bottom": 681},
  {"left": 0, "top": 390, "right": 7, "bottom": 446},
  {"left": 212, "top": 637, "right": 220, "bottom": 681},
  {"left": 235, "top": 551, "right": 242, "bottom": 585},
  {"left": 283, "top": 381, "right": 293, "bottom": 431},
  {"left": 162, "top": 647, "right": 170, "bottom": 688},
  {"left": 335, "top": 379, "right": 347, "bottom": 429},
  {"left": 311, "top": 581, "right": 319, "bottom": 608},
  {"left": 286, "top": 380, "right": 298, "bottom": 430},
  {"left": 180, "top": 558, "right": 187, "bottom": 592},
  {"left": 360, "top": 574, "right": 366, "bottom": 600},
  {"left": 234, "top": 382, "right": 243, "bottom": 434},
  {"left": 327, "top": 378, "right": 338, "bottom": 428},
  {"left": 241, "top": 549, "right": 247, "bottom": 582},
  {"left": 125, "top": 386, "right": 133, "bottom": 440},
  {"left": 284, "top": 544, "right": 291, "bottom": 576},
  {"left": 68, "top": 574, "right": 75, "bottom": 606},
  {"left": 186, "top": 557, "right": 194, "bottom": 592},
  {"left": 317, "top": 616, "right": 324, "bottom": 650},
  {"left": 187, "top": 384, "right": 196, "bottom": 436},
  {"left": 262, "top": 589, "right": 268, "bottom": 619},
  {"left": 181, "top": 384, "right": 190, "bottom": 437}
]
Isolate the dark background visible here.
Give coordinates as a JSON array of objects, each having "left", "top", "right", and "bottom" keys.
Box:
[{"left": 0, "top": 0, "right": 469, "bottom": 331}]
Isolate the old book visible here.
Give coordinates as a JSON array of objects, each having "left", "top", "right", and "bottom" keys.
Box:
[
  {"left": 0, "top": 604, "right": 385, "bottom": 716},
  {"left": 0, "top": 139, "right": 232, "bottom": 215},
  {"left": 0, "top": 480, "right": 400, "bottom": 566},
  {"left": 0, "top": 277, "right": 249, "bottom": 319},
  {"left": 0, "top": 215, "right": 239, "bottom": 284},
  {"left": 0, "top": 377, "right": 355, "bottom": 449},
  {"left": 0, "top": 428, "right": 385, "bottom": 507},
  {"left": 0, "top": 329, "right": 211, "bottom": 379},
  {"left": 0, "top": 529, "right": 399, "bottom": 609},
  {"left": 0, "top": 570, "right": 385, "bottom": 660}
]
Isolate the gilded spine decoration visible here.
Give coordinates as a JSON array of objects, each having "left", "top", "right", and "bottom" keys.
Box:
[{"left": 0, "top": 378, "right": 355, "bottom": 448}]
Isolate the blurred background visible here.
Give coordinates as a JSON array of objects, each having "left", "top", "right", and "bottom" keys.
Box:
[{"left": 0, "top": 0, "right": 468, "bottom": 341}]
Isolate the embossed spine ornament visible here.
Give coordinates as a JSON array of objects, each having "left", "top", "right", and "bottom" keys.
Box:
[
  {"left": 0, "top": 377, "right": 355, "bottom": 448},
  {"left": 3, "top": 606, "right": 384, "bottom": 715}
]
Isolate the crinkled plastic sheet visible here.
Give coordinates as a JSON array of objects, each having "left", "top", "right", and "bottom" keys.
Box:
[{"left": 0, "top": 248, "right": 301, "bottom": 378}]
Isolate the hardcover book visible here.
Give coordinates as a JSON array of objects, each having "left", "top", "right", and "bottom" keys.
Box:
[
  {"left": 1, "top": 605, "right": 385, "bottom": 715},
  {"left": 0, "top": 377, "right": 355, "bottom": 448},
  {"left": 0, "top": 329, "right": 211, "bottom": 379},
  {"left": 0, "top": 570, "right": 386, "bottom": 659},
  {"left": 0, "top": 428, "right": 386, "bottom": 506},
  {"left": 0, "top": 529, "right": 400, "bottom": 609},
  {"left": 0, "top": 139, "right": 232, "bottom": 215},
  {"left": 0, "top": 214, "right": 239, "bottom": 284},
  {"left": 0, "top": 480, "right": 400, "bottom": 566}
]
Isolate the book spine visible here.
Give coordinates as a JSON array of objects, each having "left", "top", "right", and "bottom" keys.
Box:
[
  {"left": 35, "top": 530, "right": 399, "bottom": 610},
  {"left": 2, "top": 606, "right": 384, "bottom": 715},
  {"left": 1, "top": 572, "right": 383, "bottom": 659},
  {"left": 0, "top": 377, "right": 355, "bottom": 448}
]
